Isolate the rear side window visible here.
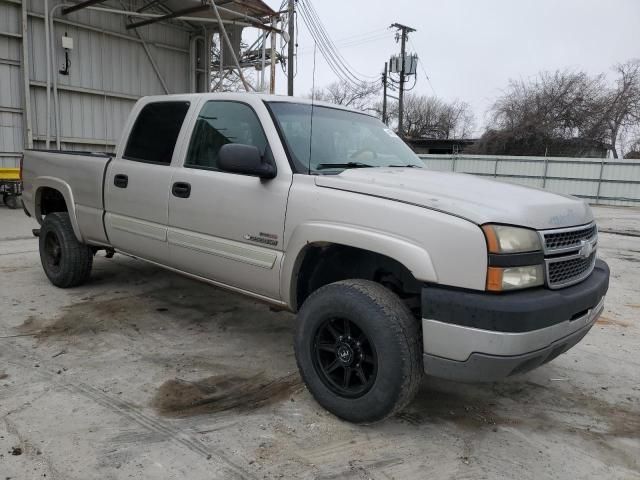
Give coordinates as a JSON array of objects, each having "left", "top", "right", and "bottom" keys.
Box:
[
  {"left": 123, "top": 101, "right": 190, "bottom": 164},
  {"left": 185, "top": 101, "right": 268, "bottom": 171}
]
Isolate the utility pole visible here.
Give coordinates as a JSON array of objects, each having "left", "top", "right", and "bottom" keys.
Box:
[
  {"left": 287, "top": 0, "right": 295, "bottom": 96},
  {"left": 270, "top": 16, "right": 277, "bottom": 94},
  {"left": 382, "top": 61, "right": 388, "bottom": 125},
  {"left": 390, "top": 23, "right": 415, "bottom": 137}
]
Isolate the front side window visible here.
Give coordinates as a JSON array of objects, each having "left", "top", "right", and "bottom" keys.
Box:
[
  {"left": 185, "top": 101, "right": 268, "bottom": 170},
  {"left": 123, "top": 101, "right": 190, "bottom": 164},
  {"left": 267, "top": 102, "right": 423, "bottom": 174}
]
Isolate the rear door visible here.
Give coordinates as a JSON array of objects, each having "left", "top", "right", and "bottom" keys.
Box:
[
  {"left": 167, "top": 99, "right": 292, "bottom": 300},
  {"left": 104, "top": 100, "right": 191, "bottom": 263}
]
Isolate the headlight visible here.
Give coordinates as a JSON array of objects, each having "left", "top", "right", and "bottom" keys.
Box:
[
  {"left": 487, "top": 265, "right": 544, "bottom": 291},
  {"left": 482, "top": 225, "right": 541, "bottom": 253}
]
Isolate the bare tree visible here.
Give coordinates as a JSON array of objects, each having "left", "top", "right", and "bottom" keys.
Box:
[
  {"left": 602, "top": 60, "right": 640, "bottom": 158},
  {"left": 624, "top": 136, "right": 640, "bottom": 159},
  {"left": 310, "top": 80, "right": 380, "bottom": 111},
  {"left": 384, "top": 94, "right": 475, "bottom": 139},
  {"left": 473, "top": 62, "right": 640, "bottom": 157}
]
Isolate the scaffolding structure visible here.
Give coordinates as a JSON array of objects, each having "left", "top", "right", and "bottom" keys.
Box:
[{"left": 0, "top": 0, "right": 287, "bottom": 162}]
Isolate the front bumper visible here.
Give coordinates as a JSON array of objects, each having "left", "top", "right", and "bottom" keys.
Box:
[{"left": 421, "top": 259, "right": 609, "bottom": 382}]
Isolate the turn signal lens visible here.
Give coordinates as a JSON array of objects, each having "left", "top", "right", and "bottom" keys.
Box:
[
  {"left": 482, "top": 225, "right": 542, "bottom": 254},
  {"left": 487, "top": 265, "right": 544, "bottom": 291}
]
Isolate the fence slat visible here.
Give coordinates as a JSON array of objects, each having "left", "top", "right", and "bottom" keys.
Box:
[{"left": 419, "top": 154, "right": 640, "bottom": 206}]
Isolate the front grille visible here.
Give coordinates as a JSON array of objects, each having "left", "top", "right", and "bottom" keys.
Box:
[
  {"left": 547, "top": 252, "right": 596, "bottom": 287},
  {"left": 540, "top": 222, "right": 598, "bottom": 289},
  {"left": 544, "top": 224, "right": 597, "bottom": 251}
]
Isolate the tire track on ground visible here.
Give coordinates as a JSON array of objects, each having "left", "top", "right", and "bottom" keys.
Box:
[{"left": 3, "top": 341, "right": 254, "bottom": 480}]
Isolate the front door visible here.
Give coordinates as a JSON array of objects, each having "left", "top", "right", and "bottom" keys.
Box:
[
  {"left": 104, "top": 101, "right": 191, "bottom": 263},
  {"left": 167, "top": 100, "right": 291, "bottom": 300}
]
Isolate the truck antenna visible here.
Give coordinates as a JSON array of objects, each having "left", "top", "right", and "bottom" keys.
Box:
[{"left": 308, "top": 42, "right": 317, "bottom": 175}]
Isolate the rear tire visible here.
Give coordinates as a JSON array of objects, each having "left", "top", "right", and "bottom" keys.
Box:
[
  {"left": 39, "top": 212, "right": 93, "bottom": 288},
  {"left": 5, "top": 194, "right": 19, "bottom": 210},
  {"left": 294, "top": 279, "right": 423, "bottom": 423}
]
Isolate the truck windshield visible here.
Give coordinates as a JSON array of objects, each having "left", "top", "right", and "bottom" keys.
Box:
[{"left": 267, "top": 102, "right": 423, "bottom": 174}]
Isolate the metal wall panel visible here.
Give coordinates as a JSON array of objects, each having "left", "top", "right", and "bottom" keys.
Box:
[
  {"left": 454, "top": 158, "right": 494, "bottom": 174},
  {"left": 0, "top": 2, "right": 20, "bottom": 35},
  {"left": 498, "top": 159, "right": 545, "bottom": 177},
  {"left": 0, "top": 63, "right": 22, "bottom": 109},
  {"left": 0, "top": 1, "right": 23, "bottom": 169},
  {"left": 0, "top": 111, "right": 23, "bottom": 154},
  {"left": 1, "top": 0, "right": 193, "bottom": 162}
]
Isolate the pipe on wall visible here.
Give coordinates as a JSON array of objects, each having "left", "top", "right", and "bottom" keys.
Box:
[
  {"left": 44, "top": 0, "right": 50, "bottom": 148},
  {"left": 20, "top": 0, "right": 33, "bottom": 148},
  {"left": 190, "top": 33, "right": 204, "bottom": 93}
]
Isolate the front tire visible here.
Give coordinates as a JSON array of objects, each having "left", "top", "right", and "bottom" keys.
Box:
[
  {"left": 294, "top": 279, "right": 423, "bottom": 423},
  {"left": 39, "top": 212, "right": 93, "bottom": 288}
]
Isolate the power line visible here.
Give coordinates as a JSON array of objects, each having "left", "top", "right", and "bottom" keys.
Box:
[
  {"left": 298, "top": 0, "right": 364, "bottom": 85},
  {"left": 408, "top": 37, "right": 437, "bottom": 96},
  {"left": 297, "top": 2, "right": 362, "bottom": 87},
  {"left": 297, "top": 0, "right": 379, "bottom": 87},
  {"left": 302, "top": 0, "right": 379, "bottom": 80},
  {"left": 296, "top": 32, "right": 391, "bottom": 56}
]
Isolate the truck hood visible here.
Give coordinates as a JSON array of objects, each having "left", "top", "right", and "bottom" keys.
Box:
[{"left": 315, "top": 168, "right": 593, "bottom": 230}]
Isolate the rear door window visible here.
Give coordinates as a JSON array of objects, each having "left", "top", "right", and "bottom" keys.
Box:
[{"left": 123, "top": 101, "right": 190, "bottom": 164}]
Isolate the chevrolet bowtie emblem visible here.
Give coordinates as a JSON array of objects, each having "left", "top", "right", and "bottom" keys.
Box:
[{"left": 578, "top": 239, "right": 593, "bottom": 259}]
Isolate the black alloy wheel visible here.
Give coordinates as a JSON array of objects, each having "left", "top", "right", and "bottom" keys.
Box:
[
  {"left": 313, "top": 317, "right": 377, "bottom": 398},
  {"left": 43, "top": 230, "right": 63, "bottom": 272},
  {"left": 294, "top": 279, "right": 423, "bottom": 423}
]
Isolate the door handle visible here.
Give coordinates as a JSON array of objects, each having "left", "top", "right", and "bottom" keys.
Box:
[
  {"left": 114, "top": 174, "right": 128, "bottom": 188},
  {"left": 172, "top": 182, "right": 191, "bottom": 198}
]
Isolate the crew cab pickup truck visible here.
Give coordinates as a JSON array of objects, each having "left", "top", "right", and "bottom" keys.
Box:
[{"left": 21, "top": 93, "right": 609, "bottom": 423}]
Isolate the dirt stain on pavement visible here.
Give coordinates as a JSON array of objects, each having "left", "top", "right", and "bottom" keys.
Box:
[
  {"left": 402, "top": 380, "right": 640, "bottom": 439},
  {"left": 0, "top": 372, "right": 8, "bottom": 380},
  {"left": 596, "top": 315, "right": 631, "bottom": 327},
  {"left": 152, "top": 372, "right": 302, "bottom": 417},
  {"left": 397, "top": 388, "right": 511, "bottom": 429},
  {"left": 17, "top": 295, "right": 148, "bottom": 340},
  {"left": 16, "top": 284, "right": 292, "bottom": 342}
]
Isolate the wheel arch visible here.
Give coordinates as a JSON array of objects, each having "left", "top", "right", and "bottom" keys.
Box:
[
  {"left": 282, "top": 222, "right": 437, "bottom": 311},
  {"left": 33, "top": 178, "right": 83, "bottom": 242}
]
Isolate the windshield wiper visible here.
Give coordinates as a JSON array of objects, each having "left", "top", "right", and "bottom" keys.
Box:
[
  {"left": 316, "top": 162, "right": 374, "bottom": 170},
  {"left": 387, "top": 164, "right": 423, "bottom": 168}
]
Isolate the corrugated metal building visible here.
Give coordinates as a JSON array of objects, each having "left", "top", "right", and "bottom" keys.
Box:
[{"left": 0, "top": 0, "right": 276, "bottom": 168}]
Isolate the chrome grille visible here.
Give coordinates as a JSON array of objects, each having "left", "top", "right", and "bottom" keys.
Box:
[
  {"left": 547, "top": 252, "right": 596, "bottom": 287},
  {"left": 540, "top": 222, "right": 598, "bottom": 289},
  {"left": 543, "top": 224, "right": 597, "bottom": 252}
]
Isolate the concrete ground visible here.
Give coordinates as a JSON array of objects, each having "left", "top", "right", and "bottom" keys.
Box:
[{"left": 0, "top": 204, "right": 638, "bottom": 480}]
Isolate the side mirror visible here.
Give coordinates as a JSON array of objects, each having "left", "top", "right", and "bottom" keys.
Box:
[{"left": 218, "top": 144, "right": 276, "bottom": 179}]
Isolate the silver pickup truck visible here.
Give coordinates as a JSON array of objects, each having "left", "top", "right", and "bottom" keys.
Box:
[{"left": 21, "top": 93, "right": 609, "bottom": 423}]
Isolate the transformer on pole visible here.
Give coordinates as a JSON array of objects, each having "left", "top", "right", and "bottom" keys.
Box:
[{"left": 390, "top": 23, "right": 416, "bottom": 138}]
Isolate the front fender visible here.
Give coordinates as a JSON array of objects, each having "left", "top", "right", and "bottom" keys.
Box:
[
  {"left": 281, "top": 221, "right": 438, "bottom": 308},
  {"left": 33, "top": 177, "right": 83, "bottom": 242}
]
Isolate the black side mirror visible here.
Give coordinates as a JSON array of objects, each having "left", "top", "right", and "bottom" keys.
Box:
[{"left": 218, "top": 144, "right": 276, "bottom": 179}]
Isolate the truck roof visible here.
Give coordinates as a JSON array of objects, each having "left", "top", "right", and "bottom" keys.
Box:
[{"left": 137, "top": 92, "right": 374, "bottom": 117}]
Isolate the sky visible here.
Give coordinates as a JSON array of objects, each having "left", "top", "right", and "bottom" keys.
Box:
[{"left": 261, "top": 0, "right": 640, "bottom": 133}]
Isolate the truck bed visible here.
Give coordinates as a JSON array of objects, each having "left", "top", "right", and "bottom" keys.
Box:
[{"left": 21, "top": 149, "right": 113, "bottom": 246}]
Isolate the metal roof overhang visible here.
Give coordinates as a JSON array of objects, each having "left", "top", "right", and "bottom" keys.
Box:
[{"left": 61, "top": 0, "right": 277, "bottom": 31}]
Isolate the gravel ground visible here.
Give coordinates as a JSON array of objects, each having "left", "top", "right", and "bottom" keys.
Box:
[{"left": 0, "top": 204, "right": 639, "bottom": 480}]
